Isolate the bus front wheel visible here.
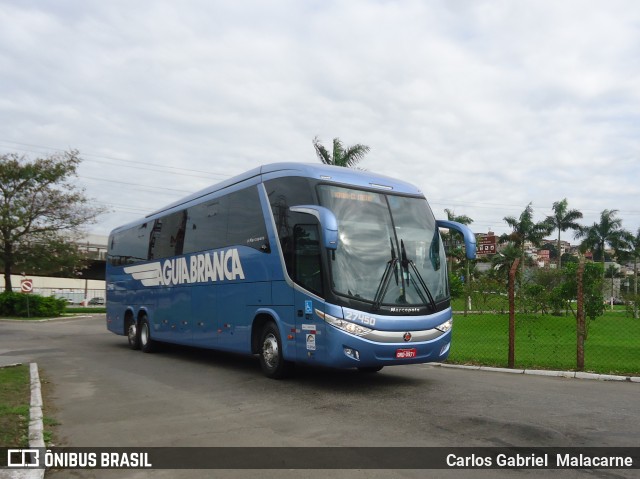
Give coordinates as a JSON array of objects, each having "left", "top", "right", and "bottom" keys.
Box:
[
  {"left": 259, "top": 323, "right": 292, "bottom": 379},
  {"left": 139, "top": 317, "right": 155, "bottom": 353}
]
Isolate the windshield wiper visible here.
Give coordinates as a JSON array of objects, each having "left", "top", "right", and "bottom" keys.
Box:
[
  {"left": 372, "top": 238, "right": 399, "bottom": 311},
  {"left": 401, "top": 239, "right": 437, "bottom": 311}
]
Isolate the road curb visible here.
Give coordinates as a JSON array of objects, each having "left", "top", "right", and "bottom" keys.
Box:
[
  {"left": 29, "top": 363, "right": 45, "bottom": 479},
  {"left": 434, "top": 363, "right": 640, "bottom": 383}
]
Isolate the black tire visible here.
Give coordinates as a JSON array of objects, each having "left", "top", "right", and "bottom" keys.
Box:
[
  {"left": 259, "top": 322, "right": 293, "bottom": 379},
  {"left": 139, "top": 316, "right": 155, "bottom": 353},
  {"left": 358, "top": 366, "right": 383, "bottom": 373},
  {"left": 126, "top": 317, "right": 140, "bottom": 350}
]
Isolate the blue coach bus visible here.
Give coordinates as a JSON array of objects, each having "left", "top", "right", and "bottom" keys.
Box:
[{"left": 106, "top": 162, "right": 476, "bottom": 378}]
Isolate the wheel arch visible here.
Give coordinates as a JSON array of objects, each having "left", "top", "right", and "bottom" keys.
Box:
[
  {"left": 251, "top": 309, "right": 283, "bottom": 355},
  {"left": 123, "top": 308, "right": 135, "bottom": 336},
  {"left": 137, "top": 307, "right": 150, "bottom": 321},
  {"left": 123, "top": 307, "right": 150, "bottom": 336}
]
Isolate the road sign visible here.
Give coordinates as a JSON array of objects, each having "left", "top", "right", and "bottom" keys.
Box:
[
  {"left": 20, "top": 279, "right": 33, "bottom": 293},
  {"left": 477, "top": 235, "right": 497, "bottom": 255}
]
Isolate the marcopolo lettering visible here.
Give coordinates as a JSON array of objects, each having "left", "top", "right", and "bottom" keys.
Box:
[{"left": 124, "top": 248, "right": 245, "bottom": 287}]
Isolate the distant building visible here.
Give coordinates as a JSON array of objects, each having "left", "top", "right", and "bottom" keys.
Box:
[{"left": 77, "top": 234, "right": 108, "bottom": 261}]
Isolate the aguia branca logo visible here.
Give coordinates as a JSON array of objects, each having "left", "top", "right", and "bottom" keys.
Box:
[{"left": 124, "top": 248, "right": 245, "bottom": 287}]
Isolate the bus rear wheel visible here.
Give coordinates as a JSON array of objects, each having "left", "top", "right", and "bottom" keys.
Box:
[
  {"left": 127, "top": 317, "right": 140, "bottom": 350},
  {"left": 259, "top": 322, "right": 292, "bottom": 379},
  {"left": 139, "top": 316, "right": 155, "bottom": 353}
]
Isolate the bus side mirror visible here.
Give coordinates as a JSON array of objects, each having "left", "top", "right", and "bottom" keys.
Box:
[
  {"left": 290, "top": 205, "right": 338, "bottom": 250},
  {"left": 436, "top": 220, "right": 477, "bottom": 260}
]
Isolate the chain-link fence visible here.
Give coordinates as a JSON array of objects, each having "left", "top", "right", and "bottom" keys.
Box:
[{"left": 447, "top": 261, "right": 640, "bottom": 376}]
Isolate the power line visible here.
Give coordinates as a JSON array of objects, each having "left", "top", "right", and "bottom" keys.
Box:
[
  {"left": 80, "top": 176, "right": 193, "bottom": 194},
  {"left": 0, "top": 140, "right": 232, "bottom": 179}
]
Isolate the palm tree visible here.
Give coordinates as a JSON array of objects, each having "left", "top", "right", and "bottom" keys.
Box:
[
  {"left": 576, "top": 209, "right": 625, "bottom": 273},
  {"left": 628, "top": 228, "right": 640, "bottom": 296},
  {"left": 444, "top": 209, "right": 473, "bottom": 226},
  {"left": 312, "top": 136, "right": 370, "bottom": 168},
  {"left": 618, "top": 228, "right": 640, "bottom": 318},
  {"left": 491, "top": 243, "right": 522, "bottom": 281},
  {"left": 500, "top": 203, "right": 553, "bottom": 273},
  {"left": 545, "top": 198, "right": 583, "bottom": 269},
  {"left": 443, "top": 209, "right": 474, "bottom": 273},
  {"left": 616, "top": 228, "right": 640, "bottom": 293}
]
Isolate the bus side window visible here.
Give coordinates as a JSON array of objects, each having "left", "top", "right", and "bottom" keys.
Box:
[
  {"left": 183, "top": 199, "right": 227, "bottom": 253},
  {"left": 226, "top": 187, "right": 269, "bottom": 251},
  {"left": 293, "top": 224, "right": 323, "bottom": 296},
  {"left": 264, "top": 176, "right": 316, "bottom": 274},
  {"left": 108, "top": 222, "right": 151, "bottom": 265},
  {"left": 148, "top": 210, "right": 188, "bottom": 260}
]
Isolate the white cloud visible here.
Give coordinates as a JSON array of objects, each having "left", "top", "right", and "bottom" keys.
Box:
[{"left": 1, "top": 0, "right": 639, "bottom": 238}]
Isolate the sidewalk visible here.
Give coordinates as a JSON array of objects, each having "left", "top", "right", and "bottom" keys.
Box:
[{"left": 434, "top": 362, "right": 640, "bottom": 383}]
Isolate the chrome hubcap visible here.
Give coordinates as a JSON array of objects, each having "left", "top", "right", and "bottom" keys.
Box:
[
  {"left": 262, "top": 333, "right": 279, "bottom": 369},
  {"left": 128, "top": 323, "right": 137, "bottom": 343},
  {"left": 140, "top": 323, "right": 148, "bottom": 345}
]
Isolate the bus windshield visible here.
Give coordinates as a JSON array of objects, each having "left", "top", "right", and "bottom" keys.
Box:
[{"left": 318, "top": 185, "right": 448, "bottom": 310}]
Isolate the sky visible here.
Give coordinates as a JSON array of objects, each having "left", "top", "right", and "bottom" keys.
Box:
[{"left": 1, "top": 0, "right": 639, "bottom": 243}]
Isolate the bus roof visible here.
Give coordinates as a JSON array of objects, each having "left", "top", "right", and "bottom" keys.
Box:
[{"left": 111, "top": 162, "right": 424, "bottom": 234}]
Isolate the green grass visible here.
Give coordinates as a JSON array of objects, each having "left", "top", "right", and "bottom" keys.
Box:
[
  {"left": 448, "top": 310, "right": 640, "bottom": 375},
  {"left": 0, "top": 364, "right": 30, "bottom": 449}
]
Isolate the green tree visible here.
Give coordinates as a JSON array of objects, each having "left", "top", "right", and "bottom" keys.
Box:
[
  {"left": 500, "top": 203, "right": 553, "bottom": 273},
  {"left": 618, "top": 228, "right": 640, "bottom": 296},
  {"left": 560, "top": 262, "right": 605, "bottom": 330},
  {"left": 312, "top": 136, "right": 370, "bottom": 168},
  {"left": 443, "top": 209, "right": 474, "bottom": 314},
  {"left": 0, "top": 150, "right": 105, "bottom": 291},
  {"left": 576, "top": 209, "right": 626, "bottom": 274},
  {"left": 490, "top": 243, "right": 521, "bottom": 281},
  {"left": 545, "top": 198, "right": 583, "bottom": 269}
]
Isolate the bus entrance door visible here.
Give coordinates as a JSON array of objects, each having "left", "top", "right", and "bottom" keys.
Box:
[{"left": 296, "top": 293, "right": 325, "bottom": 363}]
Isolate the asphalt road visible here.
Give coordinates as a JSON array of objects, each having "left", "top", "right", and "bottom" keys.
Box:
[{"left": 1, "top": 315, "right": 638, "bottom": 479}]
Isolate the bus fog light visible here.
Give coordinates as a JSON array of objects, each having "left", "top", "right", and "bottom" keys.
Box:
[
  {"left": 440, "top": 342, "right": 450, "bottom": 356},
  {"left": 344, "top": 347, "right": 360, "bottom": 361}
]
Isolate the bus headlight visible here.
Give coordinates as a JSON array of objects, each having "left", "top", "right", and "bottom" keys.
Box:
[
  {"left": 316, "top": 310, "right": 373, "bottom": 337},
  {"left": 436, "top": 318, "right": 453, "bottom": 333}
]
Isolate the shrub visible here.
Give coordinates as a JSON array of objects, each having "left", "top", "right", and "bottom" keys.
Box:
[{"left": 0, "top": 292, "right": 66, "bottom": 317}]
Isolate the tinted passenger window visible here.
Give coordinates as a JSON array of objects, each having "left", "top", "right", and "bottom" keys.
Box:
[
  {"left": 226, "top": 187, "right": 268, "bottom": 250},
  {"left": 183, "top": 186, "right": 268, "bottom": 253},
  {"left": 294, "top": 224, "right": 323, "bottom": 296},
  {"left": 264, "top": 176, "right": 315, "bottom": 264},
  {"left": 148, "top": 210, "right": 188, "bottom": 259},
  {"left": 108, "top": 223, "right": 152, "bottom": 266},
  {"left": 183, "top": 198, "right": 227, "bottom": 253},
  {"left": 264, "top": 177, "right": 323, "bottom": 294},
  {"left": 265, "top": 177, "right": 315, "bottom": 236}
]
